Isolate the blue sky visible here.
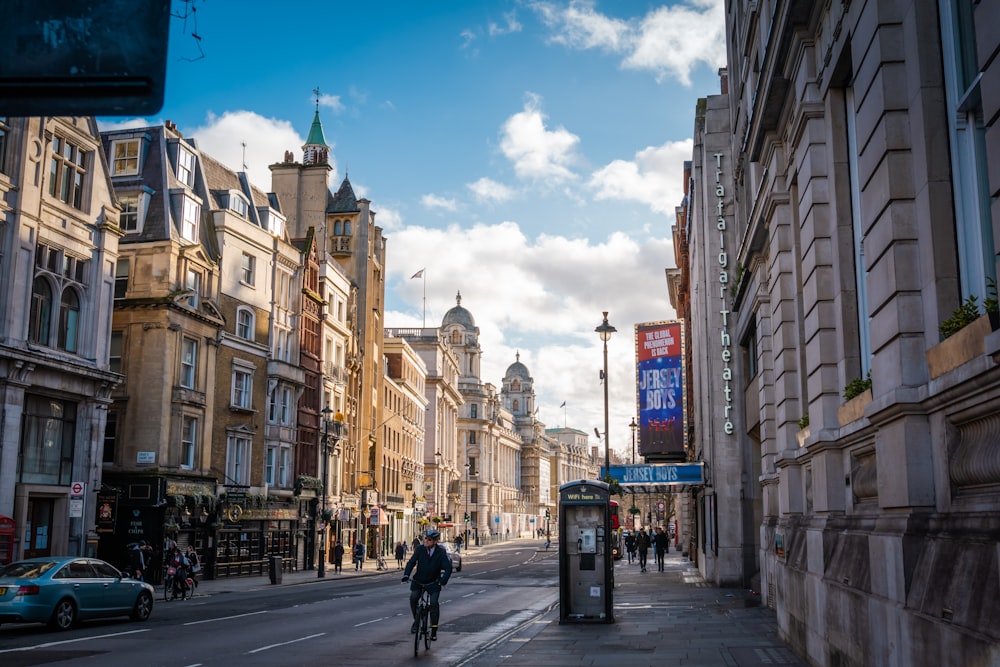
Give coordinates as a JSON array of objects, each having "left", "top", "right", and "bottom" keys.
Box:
[{"left": 103, "top": 0, "right": 726, "bottom": 458}]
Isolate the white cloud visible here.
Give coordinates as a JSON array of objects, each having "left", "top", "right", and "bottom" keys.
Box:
[
  {"left": 318, "top": 94, "right": 344, "bottom": 113},
  {"left": 98, "top": 117, "right": 157, "bottom": 132},
  {"left": 421, "top": 194, "right": 460, "bottom": 211},
  {"left": 384, "top": 220, "right": 676, "bottom": 457},
  {"left": 183, "top": 110, "right": 308, "bottom": 193},
  {"left": 467, "top": 177, "right": 516, "bottom": 204},
  {"left": 588, "top": 139, "right": 692, "bottom": 215},
  {"left": 530, "top": 0, "right": 725, "bottom": 86},
  {"left": 624, "top": 1, "right": 726, "bottom": 85},
  {"left": 489, "top": 11, "right": 523, "bottom": 37},
  {"left": 500, "top": 94, "right": 580, "bottom": 183}
]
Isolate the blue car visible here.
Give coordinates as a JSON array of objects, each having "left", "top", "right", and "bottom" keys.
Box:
[{"left": 0, "top": 557, "right": 155, "bottom": 631}]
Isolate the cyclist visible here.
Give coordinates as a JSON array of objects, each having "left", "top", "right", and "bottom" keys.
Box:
[{"left": 401, "top": 528, "right": 453, "bottom": 641}]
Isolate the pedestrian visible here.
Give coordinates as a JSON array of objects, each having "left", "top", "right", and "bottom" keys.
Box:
[
  {"left": 127, "top": 540, "right": 149, "bottom": 580},
  {"left": 352, "top": 540, "right": 365, "bottom": 570},
  {"left": 185, "top": 545, "right": 201, "bottom": 589},
  {"left": 635, "top": 528, "right": 651, "bottom": 572},
  {"left": 412, "top": 536, "right": 421, "bottom": 550},
  {"left": 333, "top": 540, "right": 344, "bottom": 574},
  {"left": 394, "top": 541, "right": 406, "bottom": 569},
  {"left": 454, "top": 534, "right": 463, "bottom": 553},
  {"left": 624, "top": 531, "right": 637, "bottom": 564},
  {"left": 653, "top": 526, "right": 669, "bottom": 571}
]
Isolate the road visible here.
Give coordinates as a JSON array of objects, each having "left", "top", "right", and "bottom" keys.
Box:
[{"left": 0, "top": 542, "right": 558, "bottom": 667}]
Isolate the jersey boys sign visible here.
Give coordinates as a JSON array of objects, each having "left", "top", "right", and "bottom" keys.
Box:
[{"left": 635, "top": 321, "right": 685, "bottom": 460}]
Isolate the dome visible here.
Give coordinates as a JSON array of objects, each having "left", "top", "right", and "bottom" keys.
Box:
[
  {"left": 505, "top": 352, "right": 531, "bottom": 379},
  {"left": 441, "top": 291, "right": 476, "bottom": 328}
]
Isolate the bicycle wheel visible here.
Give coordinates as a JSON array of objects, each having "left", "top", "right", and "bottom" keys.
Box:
[
  {"left": 413, "top": 604, "right": 422, "bottom": 656},
  {"left": 422, "top": 605, "right": 431, "bottom": 650},
  {"left": 163, "top": 575, "right": 172, "bottom": 602}
]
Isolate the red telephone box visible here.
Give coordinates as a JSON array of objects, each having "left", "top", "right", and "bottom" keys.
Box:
[{"left": 0, "top": 515, "right": 15, "bottom": 565}]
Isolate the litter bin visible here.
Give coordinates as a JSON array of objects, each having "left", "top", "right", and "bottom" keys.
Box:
[{"left": 269, "top": 555, "right": 283, "bottom": 584}]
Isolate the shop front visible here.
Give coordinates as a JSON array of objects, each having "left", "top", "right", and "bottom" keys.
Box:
[{"left": 212, "top": 490, "right": 300, "bottom": 579}]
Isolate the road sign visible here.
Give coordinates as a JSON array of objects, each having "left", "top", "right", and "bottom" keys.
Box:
[{"left": 71, "top": 482, "right": 85, "bottom": 496}]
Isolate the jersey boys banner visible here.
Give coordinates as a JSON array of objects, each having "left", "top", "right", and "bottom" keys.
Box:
[{"left": 635, "top": 321, "right": 685, "bottom": 460}]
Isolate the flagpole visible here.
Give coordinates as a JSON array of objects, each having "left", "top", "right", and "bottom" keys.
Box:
[{"left": 422, "top": 271, "right": 426, "bottom": 328}]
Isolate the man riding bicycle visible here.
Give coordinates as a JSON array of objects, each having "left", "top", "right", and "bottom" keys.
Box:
[{"left": 401, "top": 529, "right": 452, "bottom": 641}]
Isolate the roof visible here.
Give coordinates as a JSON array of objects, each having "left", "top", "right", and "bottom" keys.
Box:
[
  {"left": 328, "top": 176, "right": 359, "bottom": 213},
  {"left": 442, "top": 291, "right": 476, "bottom": 328},
  {"left": 305, "top": 109, "right": 327, "bottom": 147}
]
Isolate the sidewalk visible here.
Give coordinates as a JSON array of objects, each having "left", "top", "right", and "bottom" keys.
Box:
[
  {"left": 494, "top": 548, "right": 807, "bottom": 667},
  {"left": 190, "top": 542, "right": 806, "bottom": 666}
]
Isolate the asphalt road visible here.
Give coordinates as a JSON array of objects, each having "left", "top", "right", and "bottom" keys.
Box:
[{"left": 0, "top": 543, "right": 558, "bottom": 667}]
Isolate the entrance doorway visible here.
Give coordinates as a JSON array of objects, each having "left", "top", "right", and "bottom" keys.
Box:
[{"left": 24, "top": 498, "right": 55, "bottom": 558}]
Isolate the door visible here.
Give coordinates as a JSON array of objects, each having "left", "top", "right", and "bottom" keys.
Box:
[{"left": 24, "top": 499, "right": 54, "bottom": 558}]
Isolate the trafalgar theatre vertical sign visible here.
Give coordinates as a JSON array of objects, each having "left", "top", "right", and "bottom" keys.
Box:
[{"left": 634, "top": 321, "right": 686, "bottom": 461}]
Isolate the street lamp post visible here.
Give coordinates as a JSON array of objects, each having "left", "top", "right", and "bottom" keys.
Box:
[
  {"left": 595, "top": 311, "right": 617, "bottom": 478},
  {"left": 464, "top": 462, "right": 471, "bottom": 552},
  {"left": 629, "top": 417, "right": 639, "bottom": 524},
  {"left": 318, "top": 407, "right": 342, "bottom": 578}
]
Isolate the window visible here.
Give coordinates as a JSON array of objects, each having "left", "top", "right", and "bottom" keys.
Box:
[
  {"left": 119, "top": 195, "right": 139, "bottom": 232},
  {"left": 177, "top": 147, "right": 195, "bottom": 186},
  {"left": 468, "top": 456, "right": 477, "bottom": 476},
  {"left": 48, "top": 136, "right": 89, "bottom": 209},
  {"left": 226, "top": 435, "right": 251, "bottom": 485},
  {"left": 471, "top": 404, "right": 477, "bottom": 419},
  {"left": 111, "top": 138, "right": 140, "bottom": 176},
  {"left": 18, "top": 395, "right": 76, "bottom": 485},
  {"left": 180, "top": 338, "right": 197, "bottom": 388},
  {"left": 280, "top": 387, "right": 291, "bottom": 424},
  {"left": 232, "top": 368, "right": 253, "bottom": 409},
  {"left": 0, "top": 116, "right": 8, "bottom": 175},
  {"left": 57, "top": 288, "right": 80, "bottom": 353},
  {"left": 230, "top": 194, "right": 248, "bottom": 218},
  {"left": 469, "top": 431, "right": 476, "bottom": 445},
  {"left": 182, "top": 197, "right": 200, "bottom": 242},
  {"left": 114, "top": 258, "right": 129, "bottom": 299},
  {"left": 940, "top": 0, "right": 995, "bottom": 304},
  {"left": 240, "top": 252, "right": 256, "bottom": 285},
  {"left": 109, "top": 331, "right": 123, "bottom": 373},
  {"left": 236, "top": 307, "right": 254, "bottom": 340},
  {"left": 266, "top": 446, "right": 277, "bottom": 485},
  {"left": 181, "top": 416, "right": 197, "bottom": 469},
  {"left": 103, "top": 411, "right": 118, "bottom": 464},
  {"left": 29, "top": 277, "right": 52, "bottom": 344},
  {"left": 185, "top": 268, "right": 200, "bottom": 308}
]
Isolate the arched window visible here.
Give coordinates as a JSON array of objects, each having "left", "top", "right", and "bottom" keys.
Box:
[
  {"left": 29, "top": 277, "right": 52, "bottom": 344},
  {"left": 58, "top": 288, "right": 81, "bottom": 352},
  {"left": 513, "top": 399, "right": 519, "bottom": 412},
  {"left": 344, "top": 220, "right": 352, "bottom": 235},
  {"left": 451, "top": 330, "right": 461, "bottom": 344},
  {"left": 236, "top": 307, "right": 254, "bottom": 341},
  {"left": 511, "top": 380, "right": 520, "bottom": 392},
  {"left": 333, "top": 220, "right": 342, "bottom": 235}
]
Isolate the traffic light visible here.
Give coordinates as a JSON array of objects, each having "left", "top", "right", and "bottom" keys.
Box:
[
  {"left": 464, "top": 512, "right": 470, "bottom": 523},
  {"left": 545, "top": 508, "right": 551, "bottom": 519}
]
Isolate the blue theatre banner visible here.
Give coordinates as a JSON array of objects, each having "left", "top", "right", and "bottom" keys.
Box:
[
  {"left": 635, "top": 321, "right": 685, "bottom": 460},
  {"left": 604, "top": 463, "right": 704, "bottom": 486}
]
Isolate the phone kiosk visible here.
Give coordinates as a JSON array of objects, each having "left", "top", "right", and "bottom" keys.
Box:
[{"left": 558, "top": 480, "right": 614, "bottom": 623}]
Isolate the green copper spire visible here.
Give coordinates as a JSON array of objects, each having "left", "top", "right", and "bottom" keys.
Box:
[{"left": 306, "top": 87, "right": 328, "bottom": 147}]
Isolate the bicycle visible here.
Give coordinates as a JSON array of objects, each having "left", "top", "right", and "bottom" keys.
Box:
[
  {"left": 407, "top": 581, "right": 433, "bottom": 656},
  {"left": 376, "top": 553, "right": 388, "bottom": 571},
  {"left": 163, "top": 565, "right": 192, "bottom": 601}
]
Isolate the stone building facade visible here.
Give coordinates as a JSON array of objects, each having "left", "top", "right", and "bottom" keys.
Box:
[
  {"left": 0, "top": 116, "right": 122, "bottom": 561},
  {"left": 691, "top": 2, "right": 1000, "bottom": 665}
]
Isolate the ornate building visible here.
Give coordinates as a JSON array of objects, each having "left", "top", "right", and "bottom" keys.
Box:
[{"left": 0, "top": 116, "right": 122, "bottom": 561}]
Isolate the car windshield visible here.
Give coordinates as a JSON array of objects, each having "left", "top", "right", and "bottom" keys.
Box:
[{"left": 0, "top": 561, "right": 59, "bottom": 578}]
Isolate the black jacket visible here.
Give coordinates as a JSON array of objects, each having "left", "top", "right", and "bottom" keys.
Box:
[{"left": 403, "top": 543, "right": 453, "bottom": 587}]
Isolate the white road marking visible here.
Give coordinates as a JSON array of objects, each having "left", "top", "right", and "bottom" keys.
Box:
[
  {"left": 184, "top": 610, "right": 268, "bottom": 625},
  {"left": 247, "top": 632, "right": 325, "bottom": 654},
  {"left": 0, "top": 629, "right": 150, "bottom": 653}
]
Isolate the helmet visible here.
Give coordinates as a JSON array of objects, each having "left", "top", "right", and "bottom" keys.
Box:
[{"left": 424, "top": 529, "right": 441, "bottom": 540}]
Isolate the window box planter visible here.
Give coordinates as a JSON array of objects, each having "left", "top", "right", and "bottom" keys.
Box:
[
  {"left": 926, "top": 314, "right": 992, "bottom": 379},
  {"left": 838, "top": 389, "right": 873, "bottom": 426}
]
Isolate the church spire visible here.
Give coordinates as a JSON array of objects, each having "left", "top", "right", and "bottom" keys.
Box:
[{"left": 303, "top": 87, "right": 330, "bottom": 166}]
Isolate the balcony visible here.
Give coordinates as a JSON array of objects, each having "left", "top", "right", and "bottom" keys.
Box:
[{"left": 267, "top": 359, "right": 305, "bottom": 386}]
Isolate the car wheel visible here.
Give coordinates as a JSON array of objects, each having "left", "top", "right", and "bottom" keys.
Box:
[
  {"left": 457, "top": 563, "right": 462, "bottom": 572},
  {"left": 131, "top": 591, "right": 153, "bottom": 621},
  {"left": 50, "top": 598, "right": 77, "bottom": 631}
]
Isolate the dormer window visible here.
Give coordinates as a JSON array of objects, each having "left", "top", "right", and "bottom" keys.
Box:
[
  {"left": 177, "top": 146, "right": 195, "bottom": 187},
  {"left": 48, "top": 136, "right": 90, "bottom": 209},
  {"left": 111, "top": 138, "right": 141, "bottom": 176},
  {"left": 229, "top": 193, "right": 248, "bottom": 218}
]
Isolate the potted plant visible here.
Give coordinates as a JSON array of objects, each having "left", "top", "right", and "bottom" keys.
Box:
[
  {"left": 927, "top": 296, "right": 993, "bottom": 378},
  {"left": 838, "top": 372, "right": 873, "bottom": 426}
]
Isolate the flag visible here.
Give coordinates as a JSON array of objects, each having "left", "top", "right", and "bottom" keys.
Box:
[
  {"left": 410, "top": 269, "right": 424, "bottom": 279},
  {"left": 559, "top": 401, "right": 566, "bottom": 408}
]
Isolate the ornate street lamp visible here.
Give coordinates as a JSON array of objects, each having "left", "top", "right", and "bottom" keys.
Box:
[
  {"left": 629, "top": 417, "right": 639, "bottom": 465},
  {"left": 318, "top": 406, "right": 342, "bottom": 578},
  {"left": 595, "top": 312, "right": 617, "bottom": 478}
]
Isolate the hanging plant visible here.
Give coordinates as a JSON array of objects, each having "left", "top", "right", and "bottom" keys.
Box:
[
  {"left": 432, "top": 516, "right": 443, "bottom": 524},
  {"left": 629, "top": 507, "right": 641, "bottom": 515},
  {"left": 320, "top": 509, "right": 334, "bottom": 523},
  {"left": 417, "top": 517, "right": 430, "bottom": 526}
]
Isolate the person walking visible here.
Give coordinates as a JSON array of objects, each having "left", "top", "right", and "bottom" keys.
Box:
[
  {"left": 624, "top": 531, "right": 637, "bottom": 564},
  {"left": 653, "top": 526, "right": 670, "bottom": 571},
  {"left": 454, "top": 534, "right": 463, "bottom": 553},
  {"left": 401, "top": 529, "right": 453, "bottom": 641},
  {"left": 352, "top": 540, "right": 365, "bottom": 571},
  {"left": 333, "top": 540, "right": 345, "bottom": 574},
  {"left": 127, "top": 540, "right": 150, "bottom": 580},
  {"left": 394, "top": 541, "right": 406, "bottom": 569},
  {"left": 635, "top": 528, "right": 651, "bottom": 573}
]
